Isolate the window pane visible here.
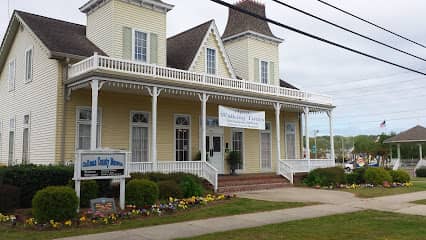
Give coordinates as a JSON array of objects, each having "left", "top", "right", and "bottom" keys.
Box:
[
  {"left": 176, "top": 116, "right": 190, "bottom": 126},
  {"left": 26, "top": 49, "right": 32, "bottom": 82},
  {"left": 286, "top": 123, "right": 296, "bottom": 159},
  {"left": 79, "top": 109, "right": 92, "bottom": 121},
  {"left": 206, "top": 48, "right": 216, "bottom": 75},
  {"left": 78, "top": 124, "right": 91, "bottom": 150},
  {"left": 8, "top": 131, "right": 14, "bottom": 166},
  {"left": 134, "top": 31, "right": 147, "bottom": 62},
  {"left": 232, "top": 131, "right": 243, "bottom": 169},
  {"left": 261, "top": 132, "right": 271, "bottom": 169},
  {"left": 22, "top": 128, "right": 29, "bottom": 164},
  {"left": 176, "top": 129, "right": 190, "bottom": 161},
  {"left": 132, "top": 112, "right": 149, "bottom": 124},
  {"left": 261, "top": 61, "right": 268, "bottom": 84}
]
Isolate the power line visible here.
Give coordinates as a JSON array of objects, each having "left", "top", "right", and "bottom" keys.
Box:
[
  {"left": 317, "top": 0, "right": 426, "bottom": 49},
  {"left": 209, "top": 0, "right": 426, "bottom": 75},
  {"left": 270, "top": 0, "right": 426, "bottom": 62}
]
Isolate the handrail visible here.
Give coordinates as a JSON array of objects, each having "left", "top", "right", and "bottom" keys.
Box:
[
  {"left": 68, "top": 54, "right": 333, "bottom": 106},
  {"left": 279, "top": 160, "right": 294, "bottom": 184}
]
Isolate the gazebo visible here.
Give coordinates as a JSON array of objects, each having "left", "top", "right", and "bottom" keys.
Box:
[{"left": 384, "top": 125, "right": 426, "bottom": 170}]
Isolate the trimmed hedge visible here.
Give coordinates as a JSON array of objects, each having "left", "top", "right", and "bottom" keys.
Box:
[
  {"left": 0, "top": 165, "right": 73, "bottom": 208},
  {"left": 80, "top": 180, "right": 99, "bottom": 208},
  {"left": 32, "top": 186, "right": 78, "bottom": 223},
  {"left": 180, "top": 175, "right": 204, "bottom": 198},
  {"left": 364, "top": 168, "right": 392, "bottom": 185},
  {"left": 346, "top": 168, "right": 366, "bottom": 185},
  {"left": 158, "top": 180, "right": 183, "bottom": 200},
  {"left": 416, "top": 167, "right": 426, "bottom": 177},
  {"left": 389, "top": 170, "right": 410, "bottom": 183},
  {"left": 126, "top": 179, "right": 159, "bottom": 207},
  {"left": 304, "top": 167, "right": 346, "bottom": 187},
  {"left": 0, "top": 184, "right": 20, "bottom": 212}
]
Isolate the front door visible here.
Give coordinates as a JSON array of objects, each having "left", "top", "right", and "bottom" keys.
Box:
[{"left": 206, "top": 134, "right": 224, "bottom": 174}]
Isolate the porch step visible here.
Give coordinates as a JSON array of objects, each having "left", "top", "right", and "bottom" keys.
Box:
[{"left": 217, "top": 173, "right": 290, "bottom": 193}]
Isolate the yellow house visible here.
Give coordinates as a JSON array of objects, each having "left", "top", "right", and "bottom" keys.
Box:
[{"left": 0, "top": 0, "right": 335, "bottom": 191}]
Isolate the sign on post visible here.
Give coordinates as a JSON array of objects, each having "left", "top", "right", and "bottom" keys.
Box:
[{"left": 218, "top": 105, "right": 265, "bottom": 130}]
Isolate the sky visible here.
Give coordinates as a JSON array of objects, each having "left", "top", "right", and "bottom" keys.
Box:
[{"left": 1, "top": 0, "right": 426, "bottom": 136}]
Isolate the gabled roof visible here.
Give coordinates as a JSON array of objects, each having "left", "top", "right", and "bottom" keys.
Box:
[
  {"left": 384, "top": 125, "right": 426, "bottom": 143},
  {"left": 0, "top": 10, "right": 105, "bottom": 70},
  {"left": 280, "top": 79, "right": 298, "bottom": 90},
  {"left": 167, "top": 20, "right": 236, "bottom": 78},
  {"left": 222, "top": 0, "right": 281, "bottom": 42}
]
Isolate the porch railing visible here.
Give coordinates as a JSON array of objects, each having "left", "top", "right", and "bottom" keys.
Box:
[
  {"left": 128, "top": 161, "right": 218, "bottom": 192},
  {"left": 279, "top": 160, "right": 294, "bottom": 184},
  {"left": 68, "top": 54, "right": 332, "bottom": 106},
  {"left": 392, "top": 158, "right": 401, "bottom": 170},
  {"left": 279, "top": 159, "right": 335, "bottom": 183}
]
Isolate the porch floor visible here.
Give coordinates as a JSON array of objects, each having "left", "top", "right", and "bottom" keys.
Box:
[{"left": 218, "top": 173, "right": 291, "bottom": 193}]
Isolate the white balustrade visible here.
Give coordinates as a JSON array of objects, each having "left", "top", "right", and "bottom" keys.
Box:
[
  {"left": 68, "top": 55, "right": 333, "bottom": 105},
  {"left": 282, "top": 159, "right": 336, "bottom": 173},
  {"left": 279, "top": 160, "right": 294, "bottom": 184}
]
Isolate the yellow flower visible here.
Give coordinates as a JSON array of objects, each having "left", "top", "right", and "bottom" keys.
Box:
[
  {"left": 65, "top": 220, "right": 72, "bottom": 227},
  {"left": 80, "top": 216, "right": 87, "bottom": 223},
  {"left": 169, "top": 197, "right": 174, "bottom": 202}
]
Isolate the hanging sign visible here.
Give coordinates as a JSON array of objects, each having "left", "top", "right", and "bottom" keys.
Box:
[{"left": 218, "top": 105, "right": 265, "bottom": 130}]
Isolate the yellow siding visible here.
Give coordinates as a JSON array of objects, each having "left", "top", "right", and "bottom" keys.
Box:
[
  {"left": 64, "top": 91, "right": 301, "bottom": 173},
  {"left": 224, "top": 38, "right": 249, "bottom": 80},
  {"left": 86, "top": 0, "right": 167, "bottom": 66},
  {"left": 247, "top": 38, "right": 280, "bottom": 86},
  {"left": 191, "top": 32, "right": 233, "bottom": 78}
]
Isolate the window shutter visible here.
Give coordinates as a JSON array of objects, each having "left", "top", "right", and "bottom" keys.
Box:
[
  {"left": 150, "top": 33, "right": 158, "bottom": 64},
  {"left": 122, "top": 27, "right": 132, "bottom": 60},
  {"left": 254, "top": 58, "right": 259, "bottom": 82},
  {"left": 269, "top": 62, "right": 275, "bottom": 85}
]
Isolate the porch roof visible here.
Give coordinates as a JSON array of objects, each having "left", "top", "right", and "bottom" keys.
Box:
[{"left": 384, "top": 125, "right": 426, "bottom": 144}]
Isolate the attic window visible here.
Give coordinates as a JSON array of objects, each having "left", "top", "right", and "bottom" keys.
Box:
[{"left": 206, "top": 48, "right": 216, "bottom": 75}]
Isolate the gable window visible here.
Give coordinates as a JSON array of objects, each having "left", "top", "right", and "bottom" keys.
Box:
[
  {"left": 76, "top": 108, "right": 101, "bottom": 150},
  {"left": 25, "top": 48, "right": 33, "bottom": 83},
  {"left": 260, "top": 61, "right": 269, "bottom": 84},
  {"left": 8, "top": 59, "right": 16, "bottom": 91},
  {"left": 175, "top": 115, "right": 191, "bottom": 162},
  {"left": 134, "top": 30, "right": 148, "bottom": 62},
  {"left": 22, "top": 114, "right": 30, "bottom": 164},
  {"left": 206, "top": 48, "right": 216, "bottom": 75}
]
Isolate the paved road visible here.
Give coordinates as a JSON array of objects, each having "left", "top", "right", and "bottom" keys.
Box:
[{"left": 57, "top": 188, "right": 426, "bottom": 240}]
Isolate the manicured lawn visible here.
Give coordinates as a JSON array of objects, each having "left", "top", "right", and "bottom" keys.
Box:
[
  {"left": 342, "top": 177, "right": 426, "bottom": 198},
  {"left": 0, "top": 198, "right": 310, "bottom": 240},
  {"left": 411, "top": 199, "right": 426, "bottom": 205},
  {"left": 179, "top": 210, "right": 426, "bottom": 240}
]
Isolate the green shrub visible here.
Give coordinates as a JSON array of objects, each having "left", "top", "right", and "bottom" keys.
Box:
[
  {"left": 416, "top": 167, "right": 426, "bottom": 177},
  {"left": 0, "top": 165, "right": 73, "bottom": 208},
  {"left": 158, "top": 180, "right": 183, "bottom": 200},
  {"left": 0, "top": 184, "right": 20, "bottom": 212},
  {"left": 180, "top": 175, "right": 204, "bottom": 197},
  {"left": 304, "top": 167, "right": 346, "bottom": 187},
  {"left": 346, "top": 168, "right": 367, "bottom": 184},
  {"left": 80, "top": 180, "right": 99, "bottom": 208},
  {"left": 32, "top": 186, "right": 78, "bottom": 223},
  {"left": 126, "top": 179, "right": 159, "bottom": 207},
  {"left": 389, "top": 170, "right": 410, "bottom": 183},
  {"left": 364, "top": 168, "right": 392, "bottom": 185}
]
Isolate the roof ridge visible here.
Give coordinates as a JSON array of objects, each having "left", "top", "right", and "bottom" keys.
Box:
[
  {"left": 15, "top": 10, "right": 86, "bottom": 28},
  {"left": 167, "top": 20, "right": 213, "bottom": 40}
]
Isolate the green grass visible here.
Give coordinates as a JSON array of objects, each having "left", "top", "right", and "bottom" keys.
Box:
[
  {"left": 342, "top": 177, "right": 426, "bottom": 198},
  {"left": 179, "top": 210, "right": 426, "bottom": 240},
  {"left": 411, "top": 199, "right": 426, "bottom": 205},
  {"left": 0, "top": 198, "right": 310, "bottom": 240}
]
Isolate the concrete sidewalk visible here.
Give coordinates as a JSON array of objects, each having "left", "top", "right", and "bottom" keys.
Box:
[{"left": 57, "top": 188, "right": 426, "bottom": 240}]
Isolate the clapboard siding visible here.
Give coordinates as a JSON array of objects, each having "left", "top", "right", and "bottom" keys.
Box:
[
  {"left": 224, "top": 38, "right": 249, "bottom": 80},
  {"left": 247, "top": 37, "right": 280, "bottom": 86},
  {"left": 86, "top": 0, "right": 115, "bottom": 57}
]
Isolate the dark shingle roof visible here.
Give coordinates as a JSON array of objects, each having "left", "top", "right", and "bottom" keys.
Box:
[
  {"left": 280, "top": 79, "right": 298, "bottom": 90},
  {"left": 16, "top": 10, "right": 105, "bottom": 59},
  {"left": 222, "top": 0, "right": 278, "bottom": 39},
  {"left": 384, "top": 125, "right": 426, "bottom": 143},
  {"left": 167, "top": 20, "right": 213, "bottom": 70}
]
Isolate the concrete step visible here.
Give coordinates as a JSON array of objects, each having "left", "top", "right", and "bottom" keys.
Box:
[
  {"left": 218, "top": 177, "right": 286, "bottom": 187},
  {"left": 217, "top": 182, "right": 290, "bottom": 193},
  {"left": 218, "top": 173, "right": 280, "bottom": 182}
]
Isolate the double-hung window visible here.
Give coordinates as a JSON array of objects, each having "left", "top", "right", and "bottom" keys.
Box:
[
  {"left": 260, "top": 60, "right": 269, "bottom": 84},
  {"left": 285, "top": 122, "right": 297, "bottom": 159},
  {"left": 206, "top": 48, "right": 216, "bottom": 75},
  {"left": 8, "top": 117, "right": 15, "bottom": 166},
  {"left": 232, "top": 129, "right": 243, "bottom": 170},
  {"left": 8, "top": 59, "right": 16, "bottom": 91},
  {"left": 25, "top": 48, "right": 33, "bottom": 83},
  {"left": 260, "top": 122, "right": 272, "bottom": 169},
  {"left": 175, "top": 115, "right": 191, "bottom": 161},
  {"left": 22, "top": 114, "right": 30, "bottom": 164},
  {"left": 134, "top": 30, "right": 148, "bottom": 62},
  {"left": 76, "top": 108, "right": 101, "bottom": 150},
  {"left": 131, "top": 112, "right": 149, "bottom": 163}
]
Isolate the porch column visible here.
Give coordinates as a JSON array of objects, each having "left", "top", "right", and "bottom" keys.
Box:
[
  {"left": 397, "top": 143, "right": 401, "bottom": 160},
  {"left": 299, "top": 113, "right": 304, "bottom": 158},
  {"left": 327, "top": 110, "right": 335, "bottom": 163},
  {"left": 90, "top": 80, "right": 99, "bottom": 150},
  {"left": 149, "top": 86, "right": 162, "bottom": 171},
  {"left": 199, "top": 93, "right": 209, "bottom": 162},
  {"left": 304, "top": 107, "right": 310, "bottom": 171},
  {"left": 274, "top": 102, "right": 282, "bottom": 175},
  {"left": 419, "top": 144, "right": 423, "bottom": 161}
]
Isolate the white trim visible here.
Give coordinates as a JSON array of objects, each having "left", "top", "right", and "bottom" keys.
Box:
[
  {"left": 75, "top": 106, "right": 102, "bottom": 151},
  {"left": 285, "top": 121, "right": 297, "bottom": 160},
  {"left": 24, "top": 46, "right": 33, "bottom": 83},
  {"left": 231, "top": 128, "right": 245, "bottom": 172},
  {"left": 80, "top": 0, "right": 174, "bottom": 14},
  {"left": 173, "top": 114, "right": 192, "bottom": 162},
  {"left": 222, "top": 30, "right": 284, "bottom": 44},
  {"left": 205, "top": 47, "right": 218, "bottom": 75},
  {"left": 188, "top": 21, "right": 236, "bottom": 79},
  {"left": 260, "top": 121, "right": 273, "bottom": 171},
  {"left": 129, "top": 111, "right": 151, "bottom": 163},
  {"left": 132, "top": 29, "right": 150, "bottom": 63}
]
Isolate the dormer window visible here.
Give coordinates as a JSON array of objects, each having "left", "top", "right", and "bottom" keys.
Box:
[
  {"left": 260, "top": 60, "right": 269, "bottom": 84},
  {"left": 133, "top": 30, "right": 148, "bottom": 62},
  {"left": 206, "top": 48, "right": 217, "bottom": 75}
]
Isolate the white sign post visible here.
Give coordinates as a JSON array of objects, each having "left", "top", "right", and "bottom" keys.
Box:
[
  {"left": 73, "top": 150, "right": 130, "bottom": 210},
  {"left": 218, "top": 105, "right": 266, "bottom": 130}
]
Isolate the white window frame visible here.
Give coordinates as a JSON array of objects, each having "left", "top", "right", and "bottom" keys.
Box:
[
  {"left": 132, "top": 29, "right": 150, "bottom": 63},
  {"left": 75, "top": 107, "right": 102, "bottom": 150},
  {"left": 8, "top": 59, "right": 16, "bottom": 92},
  {"left": 205, "top": 47, "right": 218, "bottom": 75},
  {"left": 285, "top": 122, "right": 297, "bottom": 160},
  {"left": 259, "top": 60, "right": 269, "bottom": 84},
  {"left": 174, "top": 114, "right": 192, "bottom": 162},
  {"left": 8, "top": 116, "right": 16, "bottom": 166},
  {"left": 22, "top": 113, "right": 31, "bottom": 164},
  {"left": 25, "top": 47, "right": 33, "bottom": 83},
  {"left": 231, "top": 128, "right": 245, "bottom": 171},
  {"left": 129, "top": 111, "right": 150, "bottom": 163},
  {"left": 259, "top": 121, "right": 273, "bottom": 170}
]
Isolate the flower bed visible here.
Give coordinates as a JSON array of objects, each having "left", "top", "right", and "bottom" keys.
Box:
[{"left": 0, "top": 194, "right": 232, "bottom": 230}]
